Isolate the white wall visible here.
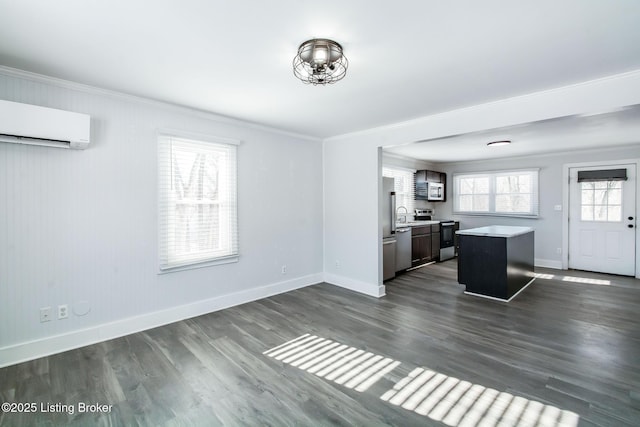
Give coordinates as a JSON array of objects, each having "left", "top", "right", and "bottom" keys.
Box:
[
  {"left": 0, "top": 70, "right": 323, "bottom": 366},
  {"left": 323, "top": 137, "right": 385, "bottom": 297},
  {"left": 323, "top": 70, "right": 640, "bottom": 294},
  {"left": 382, "top": 152, "right": 434, "bottom": 172},
  {"left": 436, "top": 146, "right": 640, "bottom": 268}
]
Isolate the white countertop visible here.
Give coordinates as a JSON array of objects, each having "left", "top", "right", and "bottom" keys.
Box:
[
  {"left": 456, "top": 225, "right": 534, "bottom": 238},
  {"left": 396, "top": 220, "right": 440, "bottom": 228}
]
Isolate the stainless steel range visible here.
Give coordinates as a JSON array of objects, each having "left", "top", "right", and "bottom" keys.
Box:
[
  {"left": 414, "top": 208, "right": 434, "bottom": 221},
  {"left": 438, "top": 221, "right": 456, "bottom": 261}
]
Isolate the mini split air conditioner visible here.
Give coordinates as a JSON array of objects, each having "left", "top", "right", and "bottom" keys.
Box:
[{"left": 0, "top": 100, "right": 91, "bottom": 149}]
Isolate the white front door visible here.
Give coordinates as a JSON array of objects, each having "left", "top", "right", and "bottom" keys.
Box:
[{"left": 568, "top": 164, "right": 636, "bottom": 276}]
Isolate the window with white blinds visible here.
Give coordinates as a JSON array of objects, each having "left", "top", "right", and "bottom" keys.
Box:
[
  {"left": 158, "top": 133, "right": 238, "bottom": 271},
  {"left": 453, "top": 169, "right": 539, "bottom": 217},
  {"left": 382, "top": 166, "right": 415, "bottom": 217}
]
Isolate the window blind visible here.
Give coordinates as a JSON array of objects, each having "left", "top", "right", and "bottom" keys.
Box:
[
  {"left": 382, "top": 166, "right": 415, "bottom": 217},
  {"left": 577, "top": 169, "right": 627, "bottom": 182},
  {"left": 453, "top": 169, "right": 539, "bottom": 217},
  {"left": 158, "top": 133, "right": 238, "bottom": 271}
]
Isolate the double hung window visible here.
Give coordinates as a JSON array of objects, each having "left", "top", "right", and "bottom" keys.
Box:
[
  {"left": 158, "top": 133, "right": 238, "bottom": 271},
  {"left": 453, "top": 169, "right": 539, "bottom": 217}
]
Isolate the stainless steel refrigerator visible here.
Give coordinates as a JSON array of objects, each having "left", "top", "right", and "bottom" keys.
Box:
[{"left": 382, "top": 177, "right": 396, "bottom": 280}]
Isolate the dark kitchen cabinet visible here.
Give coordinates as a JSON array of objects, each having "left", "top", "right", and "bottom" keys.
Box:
[
  {"left": 431, "top": 232, "right": 440, "bottom": 262},
  {"left": 415, "top": 170, "right": 446, "bottom": 184},
  {"left": 412, "top": 234, "right": 431, "bottom": 267},
  {"left": 411, "top": 225, "right": 437, "bottom": 267},
  {"left": 414, "top": 170, "right": 447, "bottom": 184},
  {"left": 427, "top": 170, "right": 442, "bottom": 183},
  {"left": 454, "top": 221, "right": 460, "bottom": 256},
  {"left": 414, "top": 169, "right": 447, "bottom": 201},
  {"left": 457, "top": 228, "right": 534, "bottom": 300}
]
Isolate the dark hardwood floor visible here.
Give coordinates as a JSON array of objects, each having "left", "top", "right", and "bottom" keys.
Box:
[{"left": 1, "top": 261, "right": 639, "bottom": 426}]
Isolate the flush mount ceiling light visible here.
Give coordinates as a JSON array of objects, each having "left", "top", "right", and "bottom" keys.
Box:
[
  {"left": 293, "top": 38, "right": 348, "bottom": 85},
  {"left": 487, "top": 140, "right": 512, "bottom": 147}
]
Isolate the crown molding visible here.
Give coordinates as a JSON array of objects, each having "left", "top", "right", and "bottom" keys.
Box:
[{"left": 0, "top": 66, "right": 321, "bottom": 143}]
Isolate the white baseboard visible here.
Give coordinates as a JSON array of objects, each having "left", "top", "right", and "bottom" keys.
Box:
[
  {"left": 323, "top": 273, "right": 386, "bottom": 298},
  {"left": 535, "top": 258, "right": 563, "bottom": 269},
  {"left": 0, "top": 273, "right": 323, "bottom": 368}
]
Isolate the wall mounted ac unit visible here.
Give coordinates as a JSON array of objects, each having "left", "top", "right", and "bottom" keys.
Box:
[{"left": 0, "top": 100, "right": 91, "bottom": 149}]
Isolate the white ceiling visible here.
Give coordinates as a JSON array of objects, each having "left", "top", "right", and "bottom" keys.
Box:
[
  {"left": 1, "top": 1, "right": 640, "bottom": 139},
  {"left": 384, "top": 105, "right": 640, "bottom": 163}
]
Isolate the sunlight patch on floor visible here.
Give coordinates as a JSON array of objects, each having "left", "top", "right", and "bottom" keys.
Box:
[
  {"left": 263, "top": 334, "right": 400, "bottom": 392},
  {"left": 381, "top": 367, "right": 580, "bottom": 427},
  {"left": 265, "top": 335, "right": 580, "bottom": 426},
  {"left": 561, "top": 276, "right": 610, "bottom": 285},
  {"left": 533, "top": 272, "right": 611, "bottom": 286}
]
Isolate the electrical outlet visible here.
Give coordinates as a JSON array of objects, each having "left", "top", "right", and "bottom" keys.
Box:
[
  {"left": 40, "top": 307, "right": 52, "bottom": 323},
  {"left": 58, "top": 304, "right": 69, "bottom": 319},
  {"left": 335, "top": 260, "right": 341, "bottom": 268},
  {"left": 281, "top": 265, "right": 287, "bottom": 274},
  {"left": 556, "top": 247, "right": 562, "bottom": 254}
]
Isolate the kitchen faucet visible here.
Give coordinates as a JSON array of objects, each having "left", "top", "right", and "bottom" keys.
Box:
[{"left": 396, "top": 206, "right": 408, "bottom": 223}]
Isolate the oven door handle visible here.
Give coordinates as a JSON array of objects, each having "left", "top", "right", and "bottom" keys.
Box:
[{"left": 440, "top": 222, "right": 455, "bottom": 226}]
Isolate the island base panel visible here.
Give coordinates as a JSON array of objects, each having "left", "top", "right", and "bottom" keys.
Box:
[{"left": 458, "top": 231, "right": 534, "bottom": 300}]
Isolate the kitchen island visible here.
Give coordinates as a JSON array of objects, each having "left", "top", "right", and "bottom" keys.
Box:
[{"left": 456, "top": 226, "right": 534, "bottom": 301}]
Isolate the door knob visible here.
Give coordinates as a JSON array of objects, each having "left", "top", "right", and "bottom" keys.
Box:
[
  {"left": 629, "top": 216, "right": 634, "bottom": 220},
  {"left": 629, "top": 224, "right": 634, "bottom": 228}
]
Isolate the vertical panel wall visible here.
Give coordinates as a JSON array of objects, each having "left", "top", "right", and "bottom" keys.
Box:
[{"left": 0, "top": 71, "right": 323, "bottom": 366}]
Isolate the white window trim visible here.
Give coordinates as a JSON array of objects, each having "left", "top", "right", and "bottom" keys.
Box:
[
  {"left": 453, "top": 168, "right": 540, "bottom": 218},
  {"left": 157, "top": 129, "right": 240, "bottom": 274}
]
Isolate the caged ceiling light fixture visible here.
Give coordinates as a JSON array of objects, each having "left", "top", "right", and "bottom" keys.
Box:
[{"left": 293, "top": 38, "right": 348, "bottom": 85}]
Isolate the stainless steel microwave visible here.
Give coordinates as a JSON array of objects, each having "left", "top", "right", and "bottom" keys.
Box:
[{"left": 427, "top": 182, "right": 444, "bottom": 201}]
